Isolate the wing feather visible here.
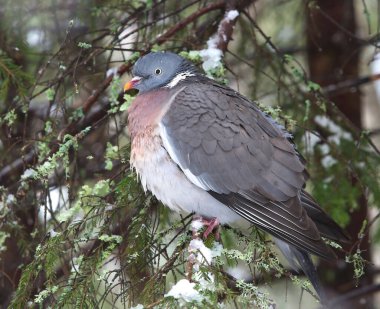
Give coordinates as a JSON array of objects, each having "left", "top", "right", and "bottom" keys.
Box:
[{"left": 160, "top": 81, "right": 339, "bottom": 259}]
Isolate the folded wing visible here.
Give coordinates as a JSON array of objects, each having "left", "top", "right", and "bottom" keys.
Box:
[{"left": 160, "top": 81, "right": 340, "bottom": 259}]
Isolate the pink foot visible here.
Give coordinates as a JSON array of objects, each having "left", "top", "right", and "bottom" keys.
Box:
[
  {"left": 192, "top": 216, "right": 220, "bottom": 240},
  {"left": 203, "top": 217, "right": 220, "bottom": 239}
]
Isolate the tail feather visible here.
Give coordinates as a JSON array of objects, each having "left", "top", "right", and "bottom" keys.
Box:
[{"left": 275, "top": 238, "right": 326, "bottom": 305}]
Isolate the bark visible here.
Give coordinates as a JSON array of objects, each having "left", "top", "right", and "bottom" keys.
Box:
[{"left": 306, "top": 1, "right": 373, "bottom": 308}]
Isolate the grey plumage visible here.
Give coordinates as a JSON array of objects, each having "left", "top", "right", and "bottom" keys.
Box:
[
  {"left": 162, "top": 83, "right": 305, "bottom": 197},
  {"left": 126, "top": 52, "right": 350, "bottom": 302}
]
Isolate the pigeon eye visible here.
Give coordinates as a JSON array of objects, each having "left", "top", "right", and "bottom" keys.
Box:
[{"left": 155, "top": 68, "right": 162, "bottom": 75}]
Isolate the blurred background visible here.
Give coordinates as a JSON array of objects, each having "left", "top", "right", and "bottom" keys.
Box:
[{"left": 1, "top": 0, "right": 380, "bottom": 308}]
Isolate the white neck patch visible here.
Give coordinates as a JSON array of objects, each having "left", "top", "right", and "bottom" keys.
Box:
[{"left": 165, "top": 71, "right": 195, "bottom": 88}]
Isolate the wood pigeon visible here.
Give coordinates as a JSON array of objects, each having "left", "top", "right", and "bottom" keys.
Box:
[{"left": 124, "top": 51, "right": 350, "bottom": 300}]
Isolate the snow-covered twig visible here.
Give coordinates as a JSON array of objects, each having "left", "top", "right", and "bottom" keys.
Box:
[{"left": 200, "top": 0, "right": 254, "bottom": 72}]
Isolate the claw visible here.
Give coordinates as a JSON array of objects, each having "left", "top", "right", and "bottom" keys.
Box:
[
  {"left": 192, "top": 216, "right": 220, "bottom": 240},
  {"left": 203, "top": 217, "right": 220, "bottom": 239}
]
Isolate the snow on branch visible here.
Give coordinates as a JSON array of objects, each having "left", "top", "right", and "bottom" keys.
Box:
[{"left": 200, "top": 9, "right": 240, "bottom": 72}]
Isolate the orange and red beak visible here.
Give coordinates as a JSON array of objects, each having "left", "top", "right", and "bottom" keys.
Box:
[{"left": 124, "top": 76, "right": 142, "bottom": 92}]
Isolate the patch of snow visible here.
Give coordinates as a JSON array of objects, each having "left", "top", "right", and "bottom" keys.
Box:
[
  {"left": 188, "top": 240, "right": 223, "bottom": 272},
  {"left": 315, "top": 115, "right": 338, "bottom": 132},
  {"left": 26, "top": 29, "right": 44, "bottom": 47},
  {"left": 106, "top": 67, "right": 118, "bottom": 78},
  {"left": 114, "top": 24, "right": 138, "bottom": 61},
  {"left": 226, "top": 264, "right": 253, "bottom": 281},
  {"left": 189, "top": 239, "right": 212, "bottom": 270},
  {"left": 193, "top": 272, "right": 216, "bottom": 291},
  {"left": 130, "top": 305, "right": 144, "bottom": 309},
  {"left": 21, "top": 168, "right": 37, "bottom": 180},
  {"left": 210, "top": 242, "right": 223, "bottom": 258},
  {"left": 104, "top": 204, "right": 114, "bottom": 211},
  {"left": 6, "top": 194, "right": 15, "bottom": 205},
  {"left": 321, "top": 155, "right": 337, "bottom": 168},
  {"left": 39, "top": 186, "right": 69, "bottom": 221},
  {"left": 314, "top": 115, "right": 352, "bottom": 144},
  {"left": 317, "top": 143, "right": 337, "bottom": 168},
  {"left": 323, "top": 176, "right": 334, "bottom": 183},
  {"left": 199, "top": 36, "right": 223, "bottom": 72},
  {"left": 318, "top": 143, "right": 330, "bottom": 155},
  {"left": 371, "top": 52, "right": 380, "bottom": 107},
  {"left": 191, "top": 219, "right": 204, "bottom": 232},
  {"left": 165, "top": 279, "right": 203, "bottom": 304},
  {"left": 99, "top": 254, "right": 123, "bottom": 295},
  {"left": 71, "top": 256, "right": 83, "bottom": 273},
  {"left": 226, "top": 10, "right": 239, "bottom": 21},
  {"left": 356, "top": 162, "right": 366, "bottom": 169},
  {"left": 278, "top": 26, "right": 295, "bottom": 43},
  {"left": 49, "top": 229, "right": 59, "bottom": 237},
  {"left": 198, "top": 10, "right": 239, "bottom": 72},
  {"left": 188, "top": 239, "right": 206, "bottom": 252},
  {"left": 302, "top": 131, "right": 321, "bottom": 153}
]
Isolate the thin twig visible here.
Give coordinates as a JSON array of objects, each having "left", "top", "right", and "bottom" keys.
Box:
[
  {"left": 0, "top": 1, "right": 228, "bottom": 187},
  {"left": 327, "top": 283, "right": 380, "bottom": 307}
]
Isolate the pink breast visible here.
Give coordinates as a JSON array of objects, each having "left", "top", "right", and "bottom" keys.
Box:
[{"left": 127, "top": 89, "right": 171, "bottom": 139}]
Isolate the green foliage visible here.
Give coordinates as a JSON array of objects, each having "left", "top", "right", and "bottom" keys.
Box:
[
  {"left": 108, "top": 76, "right": 122, "bottom": 114},
  {"left": 46, "top": 88, "right": 55, "bottom": 101},
  {"left": 24, "top": 128, "right": 91, "bottom": 183},
  {"left": 0, "top": 53, "right": 33, "bottom": 101},
  {"left": 278, "top": 52, "right": 380, "bottom": 230},
  {"left": 69, "top": 107, "right": 84, "bottom": 122},
  {"left": 2, "top": 1, "right": 380, "bottom": 308},
  {"left": 10, "top": 232, "right": 64, "bottom": 308},
  {"left": 235, "top": 280, "right": 275, "bottom": 308},
  {"left": 2, "top": 109, "right": 17, "bottom": 126},
  {"left": 0, "top": 231, "right": 10, "bottom": 253},
  {"left": 307, "top": 80, "right": 321, "bottom": 92},
  {"left": 283, "top": 54, "right": 305, "bottom": 82},
  {"left": 120, "top": 93, "right": 134, "bottom": 111},
  {"left": 346, "top": 250, "right": 366, "bottom": 285},
  {"left": 127, "top": 52, "right": 141, "bottom": 64},
  {"left": 151, "top": 227, "right": 286, "bottom": 309},
  {"left": 77, "top": 42, "right": 92, "bottom": 49},
  {"left": 290, "top": 275, "right": 313, "bottom": 295},
  {"left": 10, "top": 171, "right": 146, "bottom": 308},
  {"left": 179, "top": 50, "right": 202, "bottom": 63},
  {"left": 105, "top": 142, "right": 119, "bottom": 170}
]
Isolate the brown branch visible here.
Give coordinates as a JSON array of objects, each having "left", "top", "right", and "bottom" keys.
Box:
[
  {"left": 155, "top": 1, "right": 225, "bottom": 45},
  {"left": 309, "top": 4, "right": 374, "bottom": 47},
  {"left": 327, "top": 283, "right": 380, "bottom": 307},
  {"left": 368, "top": 128, "right": 380, "bottom": 136},
  {"left": 80, "top": 1, "right": 228, "bottom": 116},
  {"left": 0, "top": 0, "right": 257, "bottom": 188},
  {"left": 0, "top": 1, "right": 230, "bottom": 187},
  {"left": 323, "top": 73, "right": 380, "bottom": 95},
  {"left": 348, "top": 212, "right": 380, "bottom": 255},
  {"left": 203, "top": 0, "right": 254, "bottom": 53},
  {"left": 214, "top": 5, "right": 240, "bottom": 52}
]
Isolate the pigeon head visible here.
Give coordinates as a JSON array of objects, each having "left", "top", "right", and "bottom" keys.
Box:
[{"left": 124, "top": 52, "right": 199, "bottom": 93}]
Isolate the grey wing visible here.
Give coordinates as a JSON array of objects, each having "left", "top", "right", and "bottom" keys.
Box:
[
  {"left": 160, "top": 82, "right": 334, "bottom": 259},
  {"left": 300, "top": 190, "right": 351, "bottom": 243},
  {"left": 161, "top": 82, "right": 306, "bottom": 199}
]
